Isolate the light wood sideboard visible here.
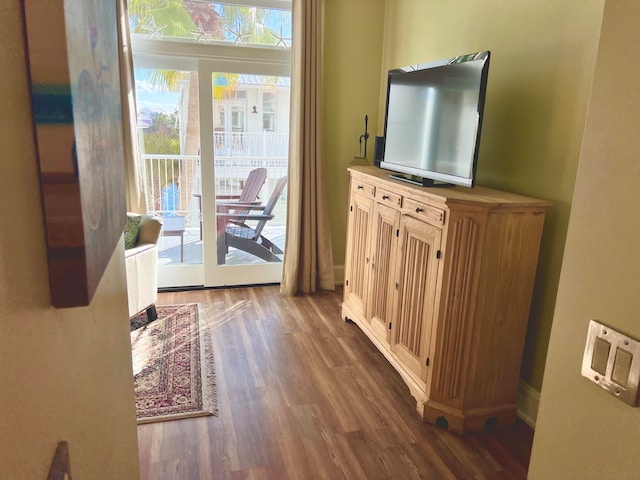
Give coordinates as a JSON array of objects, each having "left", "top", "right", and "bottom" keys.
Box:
[{"left": 341, "top": 166, "right": 551, "bottom": 433}]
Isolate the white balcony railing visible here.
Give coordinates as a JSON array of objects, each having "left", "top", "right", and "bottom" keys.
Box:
[
  {"left": 140, "top": 148, "right": 288, "bottom": 235},
  {"left": 214, "top": 131, "right": 288, "bottom": 158}
]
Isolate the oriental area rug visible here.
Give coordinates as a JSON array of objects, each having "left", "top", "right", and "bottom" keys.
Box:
[{"left": 130, "top": 304, "right": 218, "bottom": 424}]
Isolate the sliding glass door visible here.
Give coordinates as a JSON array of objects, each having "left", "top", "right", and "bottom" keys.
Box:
[{"left": 128, "top": 1, "right": 291, "bottom": 288}]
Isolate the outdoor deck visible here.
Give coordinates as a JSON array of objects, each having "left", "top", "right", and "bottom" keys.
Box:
[
  {"left": 157, "top": 224, "right": 286, "bottom": 266},
  {"left": 141, "top": 143, "right": 288, "bottom": 269}
]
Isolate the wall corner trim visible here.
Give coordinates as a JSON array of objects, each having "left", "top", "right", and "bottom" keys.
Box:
[
  {"left": 517, "top": 379, "right": 540, "bottom": 429},
  {"left": 334, "top": 264, "right": 345, "bottom": 286}
]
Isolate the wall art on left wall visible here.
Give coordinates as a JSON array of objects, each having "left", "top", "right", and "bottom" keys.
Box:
[{"left": 23, "top": 0, "right": 126, "bottom": 308}]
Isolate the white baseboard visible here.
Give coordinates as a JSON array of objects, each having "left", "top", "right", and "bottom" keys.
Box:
[{"left": 517, "top": 380, "right": 540, "bottom": 429}]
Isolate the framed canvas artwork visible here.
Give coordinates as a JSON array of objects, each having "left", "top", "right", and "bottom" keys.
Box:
[{"left": 23, "top": 0, "right": 126, "bottom": 308}]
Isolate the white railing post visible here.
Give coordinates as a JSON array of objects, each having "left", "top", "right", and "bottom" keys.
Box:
[{"left": 263, "top": 131, "right": 268, "bottom": 157}]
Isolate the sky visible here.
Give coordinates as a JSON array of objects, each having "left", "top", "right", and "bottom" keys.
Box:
[{"left": 135, "top": 77, "right": 180, "bottom": 115}]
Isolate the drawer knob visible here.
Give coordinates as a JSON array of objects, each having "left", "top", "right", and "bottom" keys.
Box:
[
  {"left": 382, "top": 194, "right": 389, "bottom": 200},
  {"left": 415, "top": 207, "right": 424, "bottom": 213},
  {"left": 357, "top": 185, "right": 364, "bottom": 190}
]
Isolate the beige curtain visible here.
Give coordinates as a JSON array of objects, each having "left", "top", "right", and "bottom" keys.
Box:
[
  {"left": 117, "top": 0, "right": 146, "bottom": 214},
  {"left": 280, "top": 0, "right": 335, "bottom": 295}
]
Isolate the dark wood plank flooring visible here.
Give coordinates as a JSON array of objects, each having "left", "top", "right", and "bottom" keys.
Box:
[{"left": 137, "top": 286, "right": 533, "bottom": 479}]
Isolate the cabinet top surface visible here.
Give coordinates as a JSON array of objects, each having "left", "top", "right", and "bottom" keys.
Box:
[{"left": 348, "top": 166, "right": 552, "bottom": 209}]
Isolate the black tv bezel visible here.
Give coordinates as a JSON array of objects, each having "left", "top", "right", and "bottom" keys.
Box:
[{"left": 380, "top": 50, "right": 491, "bottom": 188}]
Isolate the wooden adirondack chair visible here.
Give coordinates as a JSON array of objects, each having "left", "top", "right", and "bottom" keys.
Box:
[
  {"left": 216, "top": 167, "right": 268, "bottom": 224},
  {"left": 195, "top": 167, "right": 268, "bottom": 240},
  {"left": 217, "top": 167, "right": 267, "bottom": 206},
  {"left": 216, "top": 176, "right": 287, "bottom": 264}
]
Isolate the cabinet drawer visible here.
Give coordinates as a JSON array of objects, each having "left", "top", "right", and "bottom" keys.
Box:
[
  {"left": 376, "top": 188, "right": 402, "bottom": 208},
  {"left": 351, "top": 179, "right": 376, "bottom": 198},
  {"left": 404, "top": 198, "right": 446, "bottom": 226}
]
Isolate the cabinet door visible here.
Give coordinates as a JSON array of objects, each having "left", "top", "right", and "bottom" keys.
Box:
[
  {"left": 344, "top": 190, "right": 374, "bottom": 318},
  {"left": 391, "top": 215, "right": 442, "bottom": 382},
  {"left": 368, "top": 202, "right": 400, "bottom": 343}
]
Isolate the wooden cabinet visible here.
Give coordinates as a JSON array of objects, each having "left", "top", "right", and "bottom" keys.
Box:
[{"left": 341, "top": 166, "right": 551, "bottom": 433}]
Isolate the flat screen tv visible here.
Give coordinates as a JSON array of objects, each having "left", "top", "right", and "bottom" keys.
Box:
[{"left": 380, "top": 51, "right": 490, "bottom": 188}]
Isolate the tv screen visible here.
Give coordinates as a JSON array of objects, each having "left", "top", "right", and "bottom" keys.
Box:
[{"left": 380, "top": 51, "right": 490, "bottom": 187}]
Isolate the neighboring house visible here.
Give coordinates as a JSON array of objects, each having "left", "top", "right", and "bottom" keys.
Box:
[
  {"left": 3, "top": 1, "right": 639, "bottom": 479},
  {"left": 172, "top": 74, "right": 291, "bottom": 156}
]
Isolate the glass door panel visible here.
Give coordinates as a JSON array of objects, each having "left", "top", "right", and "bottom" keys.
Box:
[
  {"left": 134, "top": 66, "right": 289, "bottom": 288},
  {"left": 134, "top": 67, "right": 203, "bottom": 287},
  {"left": 202, "top": 71, "right": 289, "bottom": 286}
]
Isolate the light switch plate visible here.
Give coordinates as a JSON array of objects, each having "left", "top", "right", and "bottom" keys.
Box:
[{"left": 581, "top": 320, "right": 640, "bottom": 406}]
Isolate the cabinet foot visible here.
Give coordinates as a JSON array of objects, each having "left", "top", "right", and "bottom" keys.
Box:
[{"left": 421, "top": 402, "right": 517, "bottom": 434}]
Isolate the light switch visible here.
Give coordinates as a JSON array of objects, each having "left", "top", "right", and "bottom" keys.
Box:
[
  {"left": 612, "top": 348, "right": 633, "bottom": 387},
  {"left": 591, "top": 337, "right": 611, "bottom": 375},
  {"left": 582, "top": 320, "right": 640, "bottom": 406}
]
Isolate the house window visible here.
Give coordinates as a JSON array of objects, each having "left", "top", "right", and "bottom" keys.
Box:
[
  {"left": 214, "top": 91, "right": 248, "bottom": 132},
  {"left": 262, "top": 92, "right": 276, "bottom": 131}
]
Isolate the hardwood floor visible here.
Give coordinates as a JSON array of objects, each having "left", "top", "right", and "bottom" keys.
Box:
[{"left": 137, "top": 286, "right": 534, "bottom": 479}]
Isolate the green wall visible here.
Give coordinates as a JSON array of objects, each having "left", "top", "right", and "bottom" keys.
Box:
[
  {"left": 323, "top": 0, "right": 386, "bottom": 277},
  {"left": 323, "top": 0, "right": 605, "bottom": 392}
]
